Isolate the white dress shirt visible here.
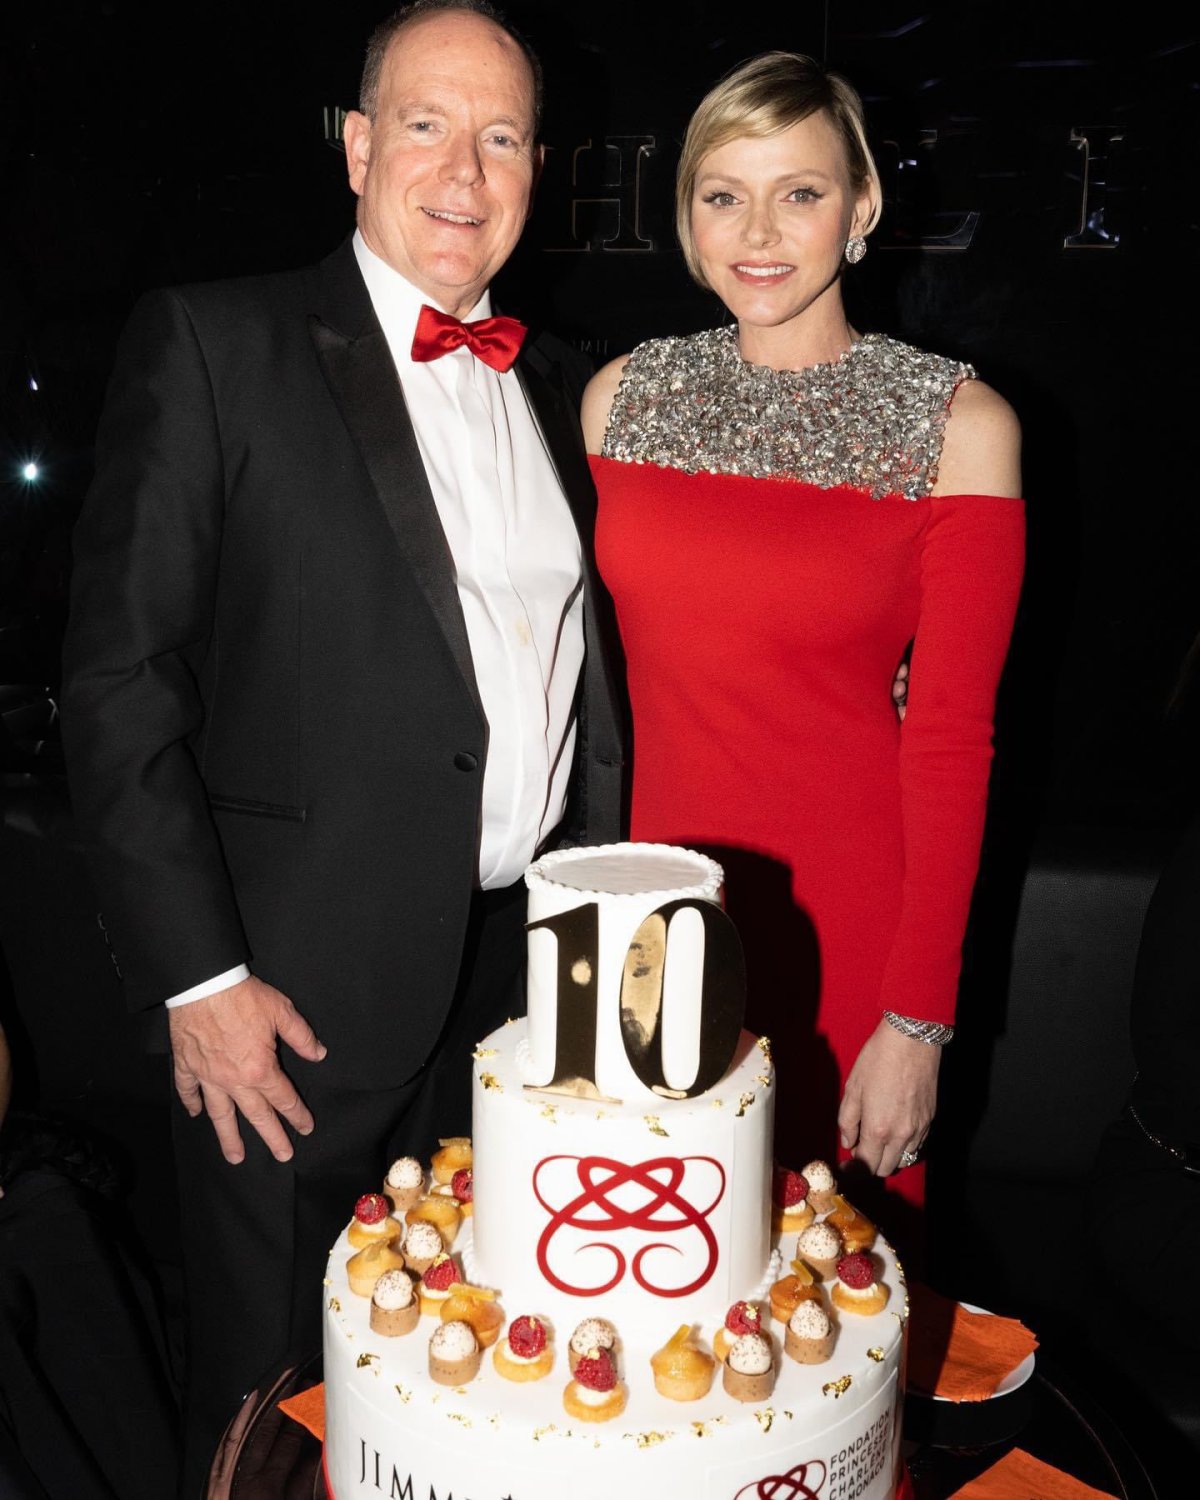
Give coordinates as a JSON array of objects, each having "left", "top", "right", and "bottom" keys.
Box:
[{"left": 166, "top": 233, "right": 585, "bottom": 1007}]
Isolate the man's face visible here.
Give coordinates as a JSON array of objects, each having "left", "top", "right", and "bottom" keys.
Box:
[{"left": 344, "top": 12, "right": 539, "bottom": 318}]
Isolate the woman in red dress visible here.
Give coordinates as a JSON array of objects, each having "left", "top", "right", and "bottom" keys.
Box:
[{"left": 582, "top": 53, "right": 1024, "bottom": 1232}]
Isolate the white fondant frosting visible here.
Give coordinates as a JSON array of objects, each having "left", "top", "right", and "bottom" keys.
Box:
[
  {"left": 529, "top": 843, "right": 723, "bottom": 900},
  {"left": 322, "top": 842, "right": 905, "bottom": 1500},
  {"left": 324, "top": 1215, "right": 903, "bottom": 1500},
  {"left": 469, "top": 1019, "right": 774, "bottom": 1344}
]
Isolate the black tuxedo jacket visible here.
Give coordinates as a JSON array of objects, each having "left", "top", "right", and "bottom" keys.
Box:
[{"left": 62, "top": 238, "right": 626, "bottom": 1088}]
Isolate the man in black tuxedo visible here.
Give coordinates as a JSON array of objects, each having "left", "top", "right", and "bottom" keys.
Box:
[{"left": 61, "top": 3, "right": 624, "bottom": 1493}]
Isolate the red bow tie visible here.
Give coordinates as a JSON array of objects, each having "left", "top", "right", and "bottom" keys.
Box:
[{"left": 410, "top": 304, "right": 527, "bottom": 373}]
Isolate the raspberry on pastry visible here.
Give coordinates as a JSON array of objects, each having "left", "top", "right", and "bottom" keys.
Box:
[
  {"left": 563, "top": 1346, "right": 627, "bottom": 1423},
  {"left": 830, "top": 1251, "right": 890, "bottom": 1316},
  {"left": 493, "top": 1314, "right": 553, "bottom": 1382}
]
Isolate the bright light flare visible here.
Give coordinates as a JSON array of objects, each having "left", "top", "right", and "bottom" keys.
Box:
[{"left": 21, "top": 462, "right": 39, "bottom": 481}]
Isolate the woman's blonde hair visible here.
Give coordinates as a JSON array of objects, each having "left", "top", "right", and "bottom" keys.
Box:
[{"left": 676, "top": 51, "right": 883, "bottom": 289}]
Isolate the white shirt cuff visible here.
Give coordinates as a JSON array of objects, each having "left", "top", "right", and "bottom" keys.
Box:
[{"left": 164, "top": 964, "right": 251, "bottom": 1008}]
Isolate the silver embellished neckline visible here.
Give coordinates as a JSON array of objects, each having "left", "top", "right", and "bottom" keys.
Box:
[
  {"left": 601, "top": 327, "right": 974, "bottom": 501},
  {"left": 724, "top": 326, "right": 875, "bottom": 377}
]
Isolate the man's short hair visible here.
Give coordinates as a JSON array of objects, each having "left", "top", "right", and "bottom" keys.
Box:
[{"left": 359, "top": 0, "right": 544, "bottom": 135}]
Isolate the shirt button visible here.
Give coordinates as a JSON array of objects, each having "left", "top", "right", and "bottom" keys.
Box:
[{"left": 453, "top": 751, "right": 479, "bottom": 772}]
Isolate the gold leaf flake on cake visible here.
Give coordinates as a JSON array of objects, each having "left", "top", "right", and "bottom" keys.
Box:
[
  {"left": 488, "top": 1414, "right": 500, "bottom": 1429},
  {"left": 327, "top": 1296, "right": 341, "bottom": 1312},
  {"left": 540, "top": 1104, "right": 558, "bottom": 1122},
  {"left": 532, "top": 1424, "right": 558, "bottom": 1442},
  {"left": 735, "top": 1092, "right": 756, "bottom": 1118},
  {"left": 479, "top": 1072, "right": 502, "bottom": 1092},
  {"left": 472, "top": 1046, "right": 498, "bottom": 1060},
  {"left": 644, "top": 1115, "right": 669, "bottom": 1137},
  {"left": 753, "top": 1407, "right": 775, "bottom": 1433},
  {"left": 867, "top": 1347, "right": 885, "bottom": 1363},
  {"left": 323, "top": 1276, "right": 332, "bottom": 1287},
  {"left": 710, "top": 1098, "right": 723, "bottom": 1107},
  {"left": 394, "top": 1384, "right": 412, "bottom": 1403},
  {"left": 356, "top": 1353, "right": 378, "bottom": 1369},
  {"left": 822, "top": 1375, "right": 853, "bottom": 1398},
  {"left": 691, "top": 1417, "right": 727, "bottom": 1438},
  {"left": 756, "top": 1035, "right": 773, "bottom": 1058},
  {"left": 447, "top": 1412, "right": 472, "bottom": 1428},
  {"left": 754, "top": 1072, "right": 772, "bottom": 1088},
  {"left": 595, "top": 1110, "right": 609, "bottom": 1120},
  {"left": 625, "top": 1431, "right": 671, "bottom": 1448}
]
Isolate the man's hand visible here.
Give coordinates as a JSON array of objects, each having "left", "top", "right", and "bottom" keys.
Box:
[
  {"left": 169, "top": 975, "right": 327, "bottom": 1165},
  {"left": 837, "top": 1018, "right": 939, "bottom": 1177}
]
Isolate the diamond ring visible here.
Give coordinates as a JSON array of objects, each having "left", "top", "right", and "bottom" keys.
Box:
[{"left": 897, "top": 1148, "right": 921, "bottom": 1169}]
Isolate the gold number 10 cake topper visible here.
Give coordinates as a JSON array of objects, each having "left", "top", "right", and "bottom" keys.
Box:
[{"left": 525, "top": 899, "right": 746, "bottom": 1104}]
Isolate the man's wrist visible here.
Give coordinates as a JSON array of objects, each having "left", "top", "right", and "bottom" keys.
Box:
[{"left": 164, "top": 964, "right": 251, "bottom": 1008}]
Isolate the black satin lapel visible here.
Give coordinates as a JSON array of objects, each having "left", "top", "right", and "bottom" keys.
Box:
[
  {"left": 309, "top": 316, "right": 484, "bottom": 721},
  {"left": 514, "top": 358, "right": 597, "bottom": 539},
  {"left": 515, "top": 352, "right": 626, "bottom": 789}
]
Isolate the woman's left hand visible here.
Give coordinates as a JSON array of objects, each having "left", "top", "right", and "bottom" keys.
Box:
[{"left": 837, "top": 1019, "right": 941, "bottom": 1176}]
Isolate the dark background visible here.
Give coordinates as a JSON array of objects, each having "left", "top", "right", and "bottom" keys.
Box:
[{"left": 3, "top": 0, "right": 1198, "bottom": 830}]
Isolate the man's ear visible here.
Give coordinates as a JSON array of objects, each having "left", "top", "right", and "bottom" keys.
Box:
[{"left": 343, "top": 110, "right": 372, "bottom": 196}]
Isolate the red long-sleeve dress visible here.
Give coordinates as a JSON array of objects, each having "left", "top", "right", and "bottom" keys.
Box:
[{"left": 591, "top": 329, "right": 1024, "bottom": 1213}]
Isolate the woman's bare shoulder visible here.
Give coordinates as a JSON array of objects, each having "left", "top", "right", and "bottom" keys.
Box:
[
  {"left": 933, "top": 378, "right": 1022, "bottom": 498},
  {"left": 581, "top": 354, "right": 632, "bottom": 455}
]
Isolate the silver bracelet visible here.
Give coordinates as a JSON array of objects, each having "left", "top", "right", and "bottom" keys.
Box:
[{"left": 883, "top": 1010, "right": 954, "bottom": 1046}]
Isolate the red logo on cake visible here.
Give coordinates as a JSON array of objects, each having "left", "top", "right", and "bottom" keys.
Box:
[
  {"left": 734, "top": 1461, "right": 826, "bottom": 1499},
  {"left": 532, "top": 1154, "right": 725, "bottom": 1297}
]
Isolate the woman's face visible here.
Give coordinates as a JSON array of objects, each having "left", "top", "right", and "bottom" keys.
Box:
[{"left": 691, "top": 111, "right": 872, "bottom": 335}]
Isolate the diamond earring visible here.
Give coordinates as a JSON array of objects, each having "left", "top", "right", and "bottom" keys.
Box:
[{"left": 844, "top": 236, "right": 867, "bottom": 265}]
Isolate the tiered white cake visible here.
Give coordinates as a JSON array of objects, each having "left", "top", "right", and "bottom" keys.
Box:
[{"left": 323, "top": 843, "right": 905, "bottom": 1500}]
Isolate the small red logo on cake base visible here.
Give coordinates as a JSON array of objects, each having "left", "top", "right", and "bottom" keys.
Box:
[
  {"left": 532, "top": 1154, "right": 725, "bottom": 1296},
  {"left": 735, "top": 1460, "right": 826, "bottom": 1499}
]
